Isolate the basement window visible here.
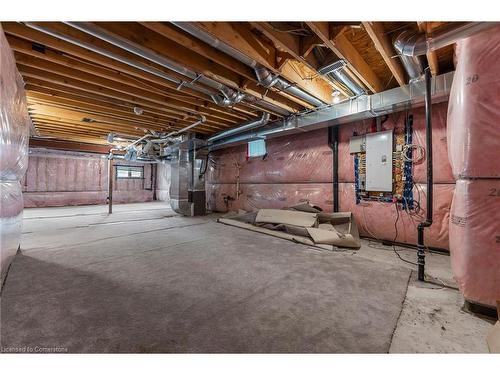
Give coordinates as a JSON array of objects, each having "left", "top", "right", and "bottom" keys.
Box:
[
  {"left": 247, "top": 139, "right": 267, "bottom": 158},
  {"left": 116, "top": 165, "right": 144, "bottom": 179}
]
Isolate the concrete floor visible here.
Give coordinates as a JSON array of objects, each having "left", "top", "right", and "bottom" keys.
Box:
[{"left": 0, "top": 202, "right": 493, "bottom": 353}]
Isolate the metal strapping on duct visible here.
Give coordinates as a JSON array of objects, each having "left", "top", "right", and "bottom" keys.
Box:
[
  {"left": 171, "top": 22, "right": 328, "bottom": 108},
  {"left": 393, "top": 22, "right": 498, "bottom": 81}
]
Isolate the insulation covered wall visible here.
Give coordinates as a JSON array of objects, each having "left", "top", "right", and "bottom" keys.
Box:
[
  {"left": 450, "top": 179, "right": 500, "bottom": 307},
  {"left": 447, "top": 27, "right": 500, "bottom": 307},
  {"left": 1, "top": 25, "right": 30, "bottom": 284},
  {"left": 21, "top": 148, "right": 154, "bottom": 207},
  {"left": 447, "top": 25, "right": 500, "bottom": 179},
  {"left": 207, "top": 103, "right": 454, "bottom": 250}
]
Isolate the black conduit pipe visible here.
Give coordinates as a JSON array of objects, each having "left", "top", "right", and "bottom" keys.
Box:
[
  {"left": 417, "top": 62, "right": 433, "bottom": 281},
  {"left": 328, "top": 126, "right": 339, "bottom": 212}
]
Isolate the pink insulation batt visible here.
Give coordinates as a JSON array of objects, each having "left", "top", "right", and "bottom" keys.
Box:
[
  {"left": 447, "top": 25, "right": 500, "bottom": 179},
  {"left": 450, "top": 179, "right": 500, "bottom": 307}
]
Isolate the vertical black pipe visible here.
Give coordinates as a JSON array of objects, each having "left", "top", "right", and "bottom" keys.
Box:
[
  {"left": 107, "top": 155, "right": 114, "bottom": 214},
  {"left": 328, "top": 126, "right": 339, "bottom": 212},
  {"left": 417, "top": 63, "right": 433, "bottom": 281}
]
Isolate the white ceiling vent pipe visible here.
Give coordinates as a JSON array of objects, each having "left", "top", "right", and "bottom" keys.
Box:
[
  {"left": 394, "top": 22, "right": 497, "bottom": 81},
  {"left": 208, "top": 113, "right": 270, "bottom": 143},
  {"left": 172, "top": 22, "right": 327, "bottom": 108}
]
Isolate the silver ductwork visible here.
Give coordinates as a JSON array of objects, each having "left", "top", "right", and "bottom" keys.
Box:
[
  {"left": 172, "top": 22, "right": 327, "bottom": 108},
  {"left": 64, "top": 22, "right": 247, "bottom": 107},
  {"left": 394, "top": 22, "right": 497, "bottom": 81},
  {"left": 395, "top": 22, "right": 497, "bottom": 57},
  {"left": 169, "top": 137, "right": 207, "bottom": 216},
  {"left": 317, "top": 60, "right": 365, "bottom": 97},
  {"left": 36, "top": 22, "right": 289, "bottom": 116},
  {"left": 208, "top": 113, "right": 270, "bottom": 143},
  {"left": 22, "top": 22, "right": 215, "bottom": 98},
  {"left": 253, "top": 67, "right": 325, "bottom": 107},
  {"left": 209, "top": 71, "right": 454, "bottom": 150}
]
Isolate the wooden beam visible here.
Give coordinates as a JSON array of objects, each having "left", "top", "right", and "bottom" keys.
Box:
[
  {"left": 306, "top": 22, "right": 384, "bottom": 93},
  {"left": 362, "top": 22, "right": 407, "bottom": 86},
  {"left": 417, "top": 22, "right": 439, "bottom": 76},
  {"left": 29, "top": 137, "right": 114, "bottom": 153}
]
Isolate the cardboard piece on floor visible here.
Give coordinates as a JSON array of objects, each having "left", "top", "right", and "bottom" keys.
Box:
[
  {"left": 287, "top": 202, "right": 323, "bottom": 213},
  {"left": 486, "top": 301, "right": 500, "bottom": 353},
  {"left": 218, "top": 218, "right": 334, "bottom": 251},
  {"left": 306, "top": 227, "right": 360, "bottom": 249},
  {"left": 255, "top": 208, "right": 318, "bottom": 227}
]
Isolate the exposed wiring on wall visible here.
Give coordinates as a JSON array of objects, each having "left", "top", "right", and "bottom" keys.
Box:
[
  {"left": 402, "top": 144, "right": 425, "bottom": 163},
  {"left": 392, "top": 203, "right": 418, "bottom": 266}
]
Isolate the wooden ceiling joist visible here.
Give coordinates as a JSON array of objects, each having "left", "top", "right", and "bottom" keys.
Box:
[
  {"left": 417, "top": 22, "right": 439, "bottom": 76},
  {"left": 190, "top": 22, "right": 334, "bottom": 104},
  {"left": 362, "top": 22, "right": 407, "bottom": 87},
  {"left": 1, "top": 21, "right": 456, "bottom": 145},
  {"left": 305, "top": 22, "right": 384, "bottom": 93}
]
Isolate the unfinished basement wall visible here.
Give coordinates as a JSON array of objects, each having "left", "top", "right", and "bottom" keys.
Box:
[
  {"left": 21, "top": 148, "right": 154, "bottom": 207},
  {"left": 207, "top": 101, "right": 454, "bottom": 250}
]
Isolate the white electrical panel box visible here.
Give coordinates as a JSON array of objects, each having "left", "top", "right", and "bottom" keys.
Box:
[{"left": 365, "top": 130, "right": 393, "bottom": 192}]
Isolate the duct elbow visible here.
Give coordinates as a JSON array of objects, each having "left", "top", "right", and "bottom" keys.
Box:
[
  {"left": 393, "top": 30, "right": 427, "bottom": 57},
  {"left": 254, "top": 66, "right": 278, "bottom": 88}
]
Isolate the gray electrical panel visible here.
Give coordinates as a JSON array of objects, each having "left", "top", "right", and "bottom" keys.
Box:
[{"left": 365, "top": 130, "right": 393, "bottom": 192}]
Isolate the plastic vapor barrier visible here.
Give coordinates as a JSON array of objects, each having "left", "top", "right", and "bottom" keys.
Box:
[
  {"left": 207, "top": 128, "right": 333, "bottom": 185},
  {"left": 1, "top": 25, "right": 30, "bottom": 285},
  {"left": 207, "top": 183, "right": 333, "bottom": 213},
  {"left": 447, "top": 25, "right": 500, "bottom": 179},
  {"left": 450, "top": 179, "right": 500, "bottom": 307}
]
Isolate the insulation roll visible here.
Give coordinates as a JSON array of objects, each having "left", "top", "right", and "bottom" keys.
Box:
[
  {"left": 450, "top": 179, "right": 500, "bottom": 307},
  {"left": 0, "top": 180, "right": 23, "bottom": 284},
  {"left": 0, "top": 26, "right": 30, "bottom": 181},
  {"left": 447, "top": 25, "right": 500, "bottom": 179}
]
